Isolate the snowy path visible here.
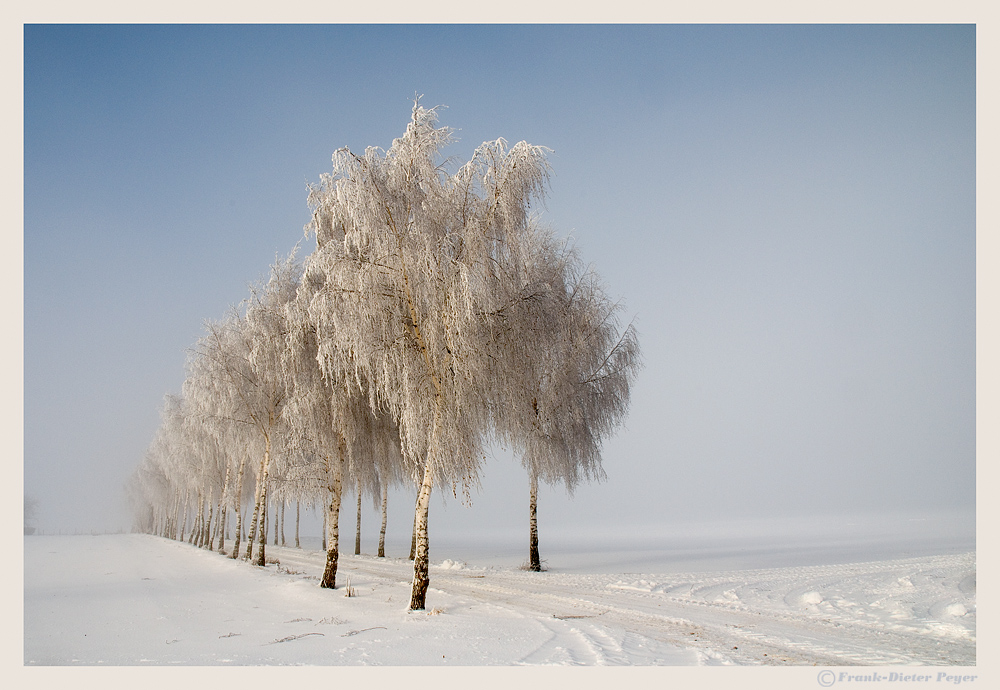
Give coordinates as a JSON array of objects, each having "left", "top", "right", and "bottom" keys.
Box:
[
  {"left": 277, "top": 546, "right": 976, "bottom": 666},
  {"left": 24, "top": 534, "right": 975, "bottom": 666}
]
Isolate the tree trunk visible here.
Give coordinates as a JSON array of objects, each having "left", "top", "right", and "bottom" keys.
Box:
[
  {"left": 179, "top": 492, "right": 189, "bottom": 543},
  {"left": 217, "top": 461, "right": 232, "bottom": 553},
  {"left": 409, "top": 460, "right": 434, "bottom": 610},
  {"left": 191, "top": 492, "right": 203, "bottom": 546},
  {"left": 216, "top": 504, "right": 226, "bottom": 553},
  {"left": 203, "top": 493, "right": 215, "bottom": 550},
  {"left": 175, "top": 492, "right": 183, "bottom": 539},
  {"left": 409, "top": 489, "right": 418, "bottom": 561},
  {"left": 171, "top": 491, "right": 182, "bottom": 540},
  {"left": 231, "top": 505, "right": 243, "bottom": 560},
  {"left": 195, "top": 494, "right": 204, "bottom": 547},
  {"left": 254, "top": 435, "right": 274, "bottom": 567},
  {"left": 322, "top": 509, "right": 327, "bottom": 552},
  {"left": 355, "top": 485, "right": 362, "bottom": 556},
  {"left": 255, "top": 483, "right": 269, "bottom": 566},
  {"left": 273, "top": 499, "right": 279, "bottom": 546},
  {"left": 188, "top": 507, "right": 195, "bottom": 544},
  {"left": 321, "top": 443, "right": 345, "bottom": 589},
  {"left": 201, "top": 487, "right": 214, "bottom": 549},
  {"left": 378, "top": 481, "right": 388, "bottom": 558},
  {"left": 245, "top": 488, "right": 261, "bottom": 561},
  {"left": 200, "top": 493, "right": 209, "bottom": 547},
  {"left": 202, "top": 493, "right": 211, "bottom": 547},
  {"left": 528, "top": 472, "right": 541, "bottom": 572},
  {"left": 280, "top": 501, "right": 286, "bottom": 546},
  {"left": 209, "top": 494, "right": 220, "bottom": 551},
  {"left": 295, "top": 501, "right": 300, "bottom": 548},
  {"left": 163, "top": 495, "right": 172, "bottom": 539},
  {"left": 244, "top": 450, "right": 269, "bottom": 561},
  {"left": 230, "top": 454, "right": 247, "bottom": 560}
]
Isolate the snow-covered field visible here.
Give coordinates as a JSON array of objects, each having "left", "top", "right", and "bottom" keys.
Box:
[{"left": 24, "top": 533, "right": 975, "bottom": 666}]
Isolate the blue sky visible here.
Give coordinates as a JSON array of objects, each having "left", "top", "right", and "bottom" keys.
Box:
[{"left": 23, "top": 24, "right": 976, "bottom": 542}]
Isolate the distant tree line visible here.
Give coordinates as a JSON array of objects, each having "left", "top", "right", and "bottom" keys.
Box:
[{"left": 126, "top": 103, "right": 641, "bottom": 611}]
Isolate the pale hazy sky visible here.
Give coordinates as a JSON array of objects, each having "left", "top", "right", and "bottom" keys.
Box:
[{"left": 23, "top": 24, "right": 976, "bottom": 542}]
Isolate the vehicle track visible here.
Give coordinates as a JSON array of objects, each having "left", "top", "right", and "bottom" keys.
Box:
[{"left": 267, "top": 545, "right": 975, "bottom": 666}]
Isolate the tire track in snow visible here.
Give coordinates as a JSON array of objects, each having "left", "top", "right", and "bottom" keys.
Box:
[{"left": 266, "top": 545, "right": 974, "bottom": 666}]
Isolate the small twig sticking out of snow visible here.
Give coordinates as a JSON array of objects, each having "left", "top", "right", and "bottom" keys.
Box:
[
  {"left": 218, "top": 632, "right": 241, "bottom": 638},
  {"left": 267, "top": 632, "right": 325, "bottom": 644},
  {"left": 344, "top": 577, "right": 356, "bottom": 598},
  {"left": 341, "top": 627, "right": 386, "bottom": 637},
  {"left": 315, "top": 616, "right": 347, "bottom": 626},
  {"left": 553, "top": 611, "right": 607, "bottom": 619}
]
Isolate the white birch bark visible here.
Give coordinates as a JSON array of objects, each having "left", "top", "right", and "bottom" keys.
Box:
[
  {"left": 190, "top": 492, "right": 203, "bottom": 545},
  {"left": 202, "top": 487, "right": 215, "bottom": 550},
  {"left": 253, "top": 431, "right": 274, "bottom": 567},
  {"left": 378, "top": 481, "right": 388, "bottom": 558},
  {"left": 409, "top": 489, "right": 417, "bottom": 561},
  {"left": 230, "top": 454, "right": 247, "bottom": 559},
  {"left": 320, "top": 444, "right": 345, "bottom": 588},
  {"left": 354, "top": 484, "right": 362, "bottom": 556},
  {"left": 204, "top": 505, "right": 214, "bottom": 549},
  {"left": 244, "top": 456, "right": 265, "bottom": 561},
  {"left": 528, "top": 472, "right": 541, "bottom": 571},
  {"left": 216, "top": 461, "right": 231, "bottom": 553},
  {"left": 295, "top": 500, "right": 300, "bottom": 548},
  {"left": 171, "top": 491, "right": 182, "bottom": 540},
  {"left": 179, "top": 491, "right": 189, "bottom": 543},
  {"left": 409, "top": 460, "right": 435, "bottom": 610}
]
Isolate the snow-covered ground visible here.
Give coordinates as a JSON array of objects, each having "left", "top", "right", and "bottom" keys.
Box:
[{"left": 24, "top": 532, "right": 974, "bottom": 666}]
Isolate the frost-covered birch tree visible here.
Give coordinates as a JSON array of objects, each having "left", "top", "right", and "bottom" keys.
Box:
[
  {"left": 127, "top": 449, "right": 173, "bottom": 536},
  {"left": 372, "top": 431, "right": 406, "bottom": 558},
  {"left": 283, "top": 273, "right": 407, "bottom": 588},
  {"left": 128, "top": 100, "right": 641, "bottom": 616},
  {"left": 304, "top": 102, "right": 570, "bottom": 610},
  {"left": 188, "top": 255, "right": 299, "bottom": 566},
  {"left": 487, "top": 233, "right": 641, "bottom": 571}
]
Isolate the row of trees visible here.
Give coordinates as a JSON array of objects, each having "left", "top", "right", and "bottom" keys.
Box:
[{"left": 126, "top": 103, "right": 641, "bottom": 610}]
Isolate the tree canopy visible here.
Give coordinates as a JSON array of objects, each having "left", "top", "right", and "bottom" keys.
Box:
[{"left": 127, "top": 102, "right": 641, "bottom": 611}]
